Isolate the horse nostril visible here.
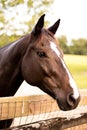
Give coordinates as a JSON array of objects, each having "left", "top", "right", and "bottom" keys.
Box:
[{"left": 67, "top": 93, "right": 76, "bottom": 107}]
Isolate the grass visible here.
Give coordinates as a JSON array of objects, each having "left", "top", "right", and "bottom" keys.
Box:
[{"left": 64, "top": 54, "right": 87, "bottom": 89}]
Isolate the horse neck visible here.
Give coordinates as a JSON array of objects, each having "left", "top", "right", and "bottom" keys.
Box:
[
  {"left": 0, "top": 36, "right": 29, "bottom": 97},
  {"left": 2, "top": 36, "right": 29, "bottom": 68}
]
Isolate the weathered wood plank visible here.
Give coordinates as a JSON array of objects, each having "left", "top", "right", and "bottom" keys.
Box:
[
  {"left": 0, "top": 95, "right": 58, "bottom": 120},
  {"left": 0, "top": 89, "right": 86, "bottom": 120}
]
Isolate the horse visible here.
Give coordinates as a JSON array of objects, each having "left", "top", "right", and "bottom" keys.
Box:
[{"left": 0, "top": 14, "right": 80, "bottom": 129}]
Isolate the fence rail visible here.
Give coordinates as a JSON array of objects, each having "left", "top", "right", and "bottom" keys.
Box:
[
  {"left": 0, "top": 89, "right": 87, "bottom": 120},
  {"left": 0, "top": 94, "right": 58, "bottom": 120},
  {"left": 0, "top": 89, "right": 87, "bottom": 129}
]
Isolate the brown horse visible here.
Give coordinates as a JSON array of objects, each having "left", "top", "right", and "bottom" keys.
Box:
[{"left": 0, "top": 14, "right": 80, "bottom": 128}]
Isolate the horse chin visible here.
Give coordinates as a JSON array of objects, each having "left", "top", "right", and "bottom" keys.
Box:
[
  {"left": 56, "top": 100, "right": 70, "bottom": 111},
  {"left": 56, "top": 99, "right": 77, "bottom": 111}
]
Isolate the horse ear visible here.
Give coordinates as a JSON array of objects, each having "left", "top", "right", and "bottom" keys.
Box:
[
  {"left": 48, "top": 19, "right": 60, "bottom": 34},
  {"left": 32, "top": 14, "right": 45, "bottom": 35}
]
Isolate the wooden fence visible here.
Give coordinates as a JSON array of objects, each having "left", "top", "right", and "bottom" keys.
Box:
[{"left": 0, "top": 89, "right": 87, "bottom": 129}]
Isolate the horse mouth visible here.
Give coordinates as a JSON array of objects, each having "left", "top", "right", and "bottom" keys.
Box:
[
  {"left": 56, "top": 100, "right": 73, "bottom": 111},
  {"left": 58, "top": 103, "right": 73, "bottom": 111},
  {"left": 56, "top": 97, "right": 80, "bottom": 111}
]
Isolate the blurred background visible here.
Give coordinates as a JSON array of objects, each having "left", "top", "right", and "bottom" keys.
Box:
[{"left": 0, "top": 0, "right": 87, "bottom": 96}]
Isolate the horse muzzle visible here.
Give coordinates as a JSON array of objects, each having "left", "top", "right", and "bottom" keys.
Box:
[{"left": 56, "top": 92, "right": 80, "bottom": 111}]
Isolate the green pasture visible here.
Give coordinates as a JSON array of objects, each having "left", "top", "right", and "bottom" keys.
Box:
[{"left": 64, "top": 55, "right": 87, "bottom": 89}]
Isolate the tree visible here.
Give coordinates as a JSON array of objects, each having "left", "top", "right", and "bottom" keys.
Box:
[
  {"left": 71, "top": 38, "right": 87, "bottom": 55},
  {"left": 0, "top": 0, "right": 53, "bottom": 47},
  {"left": 58, "top": 35, "right": 70, "bottom": 54},
  {"left": 58, "top": 36, "right": 87, "bottom": 55},
  {"left": 0, "top": 0, "right": 53, "bottom": 36}
]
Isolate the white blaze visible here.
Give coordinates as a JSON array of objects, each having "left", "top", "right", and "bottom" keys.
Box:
[
  {"left": 50, "top": 42, "right": 60, "bottom": 57},
  {"left": 61, "top": 59, "right": 80, "bottom": 99},
  {"left": 50, "top": 41, "right": 80, "bottom": 99}
]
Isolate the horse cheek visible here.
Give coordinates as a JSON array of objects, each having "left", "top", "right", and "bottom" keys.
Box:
[{"left": 21, "top": 56, "right": 41, "bottom": 86}]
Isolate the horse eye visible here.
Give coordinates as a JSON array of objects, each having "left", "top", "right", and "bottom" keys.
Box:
[{"left": 37, "top": 51, "right": 46, "bottom": 58}]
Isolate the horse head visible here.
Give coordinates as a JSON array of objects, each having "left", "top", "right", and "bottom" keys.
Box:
[{"left": 21, "top": 14, "right": 80, "bottom": 111}]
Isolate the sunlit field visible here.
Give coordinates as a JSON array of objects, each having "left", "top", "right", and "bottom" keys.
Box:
[{"left": 64, "top": 55, "right": 87, "bottom": 89}]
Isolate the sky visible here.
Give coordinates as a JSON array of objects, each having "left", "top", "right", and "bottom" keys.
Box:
[{"left": 46, "top": 0, "right": 87, "bottom": 41}]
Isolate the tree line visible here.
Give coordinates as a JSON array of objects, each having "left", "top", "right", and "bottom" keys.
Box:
[{"left": 58, "top": 35, "right": 87, "bottom": 55}]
